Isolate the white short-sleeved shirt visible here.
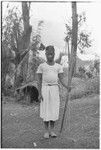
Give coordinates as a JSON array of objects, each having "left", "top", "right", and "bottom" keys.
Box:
[{"left": 37, "top": 62, "right": 63, "bottom": 85}]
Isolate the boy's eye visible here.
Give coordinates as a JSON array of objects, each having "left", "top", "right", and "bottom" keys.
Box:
[
  {"left": 46, "top": 52, "right": 54, "bottom": 57},
  {"left": 47, "top": 53, "right": 52, "bottom": 56}
]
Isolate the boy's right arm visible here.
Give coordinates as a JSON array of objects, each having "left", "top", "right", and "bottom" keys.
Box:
[{"left": 37, "top": 73, "right": 43, "bottom": 102}]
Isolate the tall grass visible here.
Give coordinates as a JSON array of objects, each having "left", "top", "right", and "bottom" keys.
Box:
[{"left": 60, "top": 75, "right": 100, "bottom": 101}]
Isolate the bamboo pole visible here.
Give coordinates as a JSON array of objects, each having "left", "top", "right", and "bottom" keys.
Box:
[{"left": 60, "top": 1, "right": 78, "bottom": 133}]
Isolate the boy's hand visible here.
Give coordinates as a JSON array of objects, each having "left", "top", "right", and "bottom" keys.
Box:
[{"left": 38, "top": 94, "right": 43, "bottom": 102}]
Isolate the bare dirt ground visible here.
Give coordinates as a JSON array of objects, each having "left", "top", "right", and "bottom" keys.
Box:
[{"left": 2, "top": 94, "right": 99, "bottom": 148}]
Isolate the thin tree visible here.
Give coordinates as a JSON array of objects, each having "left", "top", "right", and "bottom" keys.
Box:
[
  {"left": 14, "top": 2, "right": 32, "bottom": 87},
  {"left": 65, "top": 12, "right": 92, "bottom": 75},
  {"left": 60, "top": 1, "right": 78, "bottom": 133}
]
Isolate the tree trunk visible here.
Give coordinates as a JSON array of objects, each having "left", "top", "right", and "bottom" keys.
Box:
[
  {"left": 73, "top": 56, "right": 77, "bottom": 76},
  {"left": 67, "top": 41, "right": 70, "bottom": 66},
  {"left": 71, "top": 2, "right": 78, "bottom": 76},
  {"left": 60, "top": 1, "right": 78, "bottom": 133},
  {"left": 14, "top": 2, "right": 32, "bottom": 88},
  {"left": 21, "top": 2, "right": 32, "bottom": 50}
]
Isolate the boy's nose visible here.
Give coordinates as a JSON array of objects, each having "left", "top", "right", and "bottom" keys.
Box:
[{"left": 48, "top": 55, "right": 52, "bottom": 58}]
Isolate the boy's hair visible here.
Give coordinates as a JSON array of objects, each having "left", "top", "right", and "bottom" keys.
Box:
[{"left": 45, "top": 45, "right": 55, "bottom": 52}]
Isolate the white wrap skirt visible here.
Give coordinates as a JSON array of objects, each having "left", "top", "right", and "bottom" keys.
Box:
[{"left": 40, "top": 84, "right": 60, "bottom": 121}]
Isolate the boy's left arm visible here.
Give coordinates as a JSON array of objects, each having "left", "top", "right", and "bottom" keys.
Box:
[{"left": 58, "top": 73, "right": 71, "bottom": 92}]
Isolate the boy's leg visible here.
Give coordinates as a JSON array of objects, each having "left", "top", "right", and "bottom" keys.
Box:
[
  {"left": 44, "top": 121, "right": 49, "bottom": 138},
  {"left": 50, "top": 120, "right": 57, "bottom": 137},
  {"left": 44, "top": 121, "right": 49, "bottom": 131},
  {"left": 50, "top": 120, "right": 55, "bottom": 129}
]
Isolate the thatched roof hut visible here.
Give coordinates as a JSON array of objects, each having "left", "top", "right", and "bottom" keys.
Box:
[{"left": 15, "top": 50, "right": 45, "bottom": 103}]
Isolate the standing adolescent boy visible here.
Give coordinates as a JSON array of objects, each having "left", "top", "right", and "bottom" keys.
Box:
[{"left": 37, "top": 45, "right": 70, "bottom": 139}]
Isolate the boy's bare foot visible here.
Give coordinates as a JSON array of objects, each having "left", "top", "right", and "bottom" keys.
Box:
[
  {"left": 50, "top": 131, "right": 57, "bottom": 138},
  {"left": 44, "top": 132, "right": 49, "bottom": 139}
]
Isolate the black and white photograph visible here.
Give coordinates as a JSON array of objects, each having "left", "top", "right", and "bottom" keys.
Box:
[{"left": 1, "top": 0, "right": 100, "bottom": 148}]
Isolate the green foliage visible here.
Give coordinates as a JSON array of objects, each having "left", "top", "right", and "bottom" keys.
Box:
[
  {"left": 78, "top": 66, "right": 85, "bottom": 73},
  {"left": 71, "top": 76, "right": 99, "bottom": 100},
  {"left": 2, "top": 6, "right": 23, "bottom": 53},
  {"left": 60, "top": 76, "right": 99, "bottom": 101},
  {"left": 2, "top": 5, "right": 24, "bottom": 93},
  {"left": 2, "top": 6, "right": 23, "bottom": 68},
  {"left": 15, "top": 75, "right": 24, "bottom": 87},
  {"left": 65, "top": 12, "right": 92, "bottom": 54},
  {"left": 94, "top": 59, "right": 100, "bottom": 74},
  {"left": 2, "top": 3, "right": 33, "bottom": 93},
  {"left": 85, "top": 76, "right": 100, "bottom": 94},
  {"left": 31, "top": 20, "right": 44, "bottom": 54},
  {"left": 78, "top": 31, "right": 92, "bottom": 53},
  {"left": 39, "top": 43, "right": 46, "bottom": 51},
  {"left": 86, "top": 71, "right": 93, "bottom": 78},
  {"left": 78, "top": 66, "right": 86, "bottom": 78}
]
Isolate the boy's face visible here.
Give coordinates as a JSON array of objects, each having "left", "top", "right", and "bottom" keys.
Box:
[{"left": 45, "top": 49, "right": 55, "bottom": 62}]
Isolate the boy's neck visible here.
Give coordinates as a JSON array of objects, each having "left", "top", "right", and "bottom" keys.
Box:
[{"left": 46, "top": 61, "right": 55, "bottom": 66}]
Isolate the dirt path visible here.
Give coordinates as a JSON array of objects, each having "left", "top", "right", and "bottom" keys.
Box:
[{"left": 2, "top": 94, "right": 99, "bottom": 148}]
